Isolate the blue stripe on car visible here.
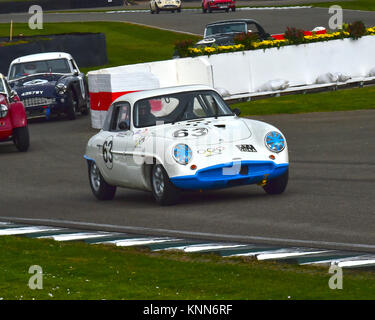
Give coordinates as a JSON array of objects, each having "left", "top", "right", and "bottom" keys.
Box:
[{"left": 170, "top": 160, "right": 289, "bottom": 190}]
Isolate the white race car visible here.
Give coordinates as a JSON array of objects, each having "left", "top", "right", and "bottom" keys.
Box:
[
  {"left": 150, "top": 0, "right": 181, "bottom": 13},
  {"left": 84, "top": 85, "right": 289, "bottom": 205}
]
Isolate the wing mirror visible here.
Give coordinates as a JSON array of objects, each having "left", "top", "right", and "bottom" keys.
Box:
[
  {"left": 118, "top": 121, "right": 129, "bottom": 131},
  {"left": 73, "top": 69, "right": 79, "bottom": 76},
  {"left": 232, "top": 108, "right": 241, "bottom": 116}
]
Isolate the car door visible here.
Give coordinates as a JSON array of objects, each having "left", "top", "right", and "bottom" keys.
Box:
[{"left": 106, "top": 102, "right": 135, "bottom": 187}]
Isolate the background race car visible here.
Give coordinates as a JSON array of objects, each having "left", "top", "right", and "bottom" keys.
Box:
[
  {"left": 150, "top": 0, "right": 182, "bottom": 13},
  {"left": 8, "top": 52, "right": 89, "bottom": 120},
  {"left": 202, "top": 0, "right": 235, "bottom": 13},
  {"left": 0, "top": 74, "right": 29, "bottom": 152}
]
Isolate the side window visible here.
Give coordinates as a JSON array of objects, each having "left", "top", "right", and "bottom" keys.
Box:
[{"left": 109, "top": 103, "right": 131, "bottom": 132}]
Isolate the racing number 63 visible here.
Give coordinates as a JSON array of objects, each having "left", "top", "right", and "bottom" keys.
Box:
[{"left": 173, "top": 128, "right": 208, "bottom": 138}]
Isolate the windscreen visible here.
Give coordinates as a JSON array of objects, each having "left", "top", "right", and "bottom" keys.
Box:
[
  {"left": 133, "top": 90, "right": 234, "bottom": 128},
  {"left": 9, "top": 58, "right": 71, "bottom": 80},
  {"left": 205, "top": 22, "right": 247, "bottom": 37}
]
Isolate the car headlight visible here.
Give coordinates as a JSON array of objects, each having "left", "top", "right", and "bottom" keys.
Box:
[
  {"left": 56, "top": 83, "right": 67, "bottom": 95},
  {"left": 265, "top": 131, "right": 286, "bottom": 153},
  {"left": 0, "top": 104, "right": 8, "bottom": 118},
  {"left": 173, "top": 144, "right": 192, "bottom": 165}
]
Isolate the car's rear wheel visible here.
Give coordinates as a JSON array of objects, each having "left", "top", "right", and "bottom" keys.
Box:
[
  {"left": 13, "top": 126, "right": 30, "bottom": 152},
  {"left": 151, "top": 164, "right": 181, "bottom": 205},
  {"left": 208, "top": 5, "right": 212, "bottom": 12},
  {"left": 263, "top": 169, "right": 289, "bottom": 195},
  {"left": 202, "top": 6, "right": 207, "bottom": 13},
  {"left": 88, "top": 161, "right": 116, "bottom": 200}
]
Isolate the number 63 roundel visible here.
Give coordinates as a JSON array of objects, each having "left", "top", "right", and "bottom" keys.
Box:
[{"left": 173, "top": 128, "right": 208, "bottom": 138}]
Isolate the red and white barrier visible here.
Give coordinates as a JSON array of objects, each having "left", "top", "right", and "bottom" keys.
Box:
[{"left": 88, "top": 32, "right": 375, "bottom": 129}]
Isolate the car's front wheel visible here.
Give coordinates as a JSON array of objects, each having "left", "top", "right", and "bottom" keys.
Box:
[
  {"left": 88, "top": 161, "right": 116, "bottom": 200},
  {"left": 151, "top": 164, "right": 181, "bottom": 205},
  {"left": 66, "top": 90, "right": 77, "bottom": 120},
  {"left": 13, "top": 126, "right": 30, "bottom": 152},
  {"left": 263, "top": 169, "right": 289, "bottom": 195}
]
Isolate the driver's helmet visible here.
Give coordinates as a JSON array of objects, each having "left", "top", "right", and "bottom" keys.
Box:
[{"left": 24, "top": 63, "right": 37, "bottom": 75}]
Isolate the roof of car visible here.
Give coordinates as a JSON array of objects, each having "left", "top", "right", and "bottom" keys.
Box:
[
  {"left": 9, "top": 52, "right": 73, "bottom": 65},
  {"left": 113, "top": 85, "right": 218, "bottom": 105},
  {"left": 205, "top": 19, "right": 260, "bottom": 27}
]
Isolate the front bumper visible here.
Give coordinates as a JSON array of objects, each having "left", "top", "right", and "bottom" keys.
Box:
[
  {"left": 160, "top": 4, "right": 180, "bottom": 10},
  {"left": 22, "top": 97, "right": 68, "bottom": 119},
  {"left": 170, "top": 160, "right": 289, "bottom": 190},
  {"left": 209, "top": 2, "right": 235, "bottom": 9}
]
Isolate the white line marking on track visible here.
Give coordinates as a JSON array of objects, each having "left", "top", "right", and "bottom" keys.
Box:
[
  {"left": 98, "top": 237, "right": 180, "bottom": 247},
  {"left": 1, "top": 217, "right": 374, "bottom": 252},
  {"left": 163, "top": 243, "right": 247, "bottom": 252},
  {"left": 38, "top": 232, "right": 118, "bottom": 241},
  {"left": 0, "top": 226, "right": 63, "bottom": 235},
  {"left": 256, "top": 249, "right": 332, "bottom": 260}
]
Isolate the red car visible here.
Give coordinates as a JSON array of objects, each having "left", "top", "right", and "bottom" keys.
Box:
[
  {"left": 202, "top": 0, "right": 235, "bottom": 13},
  {"left": 0, "top": 74, "right": 30, "bottom": 152}
]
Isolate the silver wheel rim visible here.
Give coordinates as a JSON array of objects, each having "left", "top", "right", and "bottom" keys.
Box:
[
  {"left": 153, "top": 166, "right": 165, "bottom": 197},
  {"left": 90, "top": 163, "right": 101, "bottom": 192}
]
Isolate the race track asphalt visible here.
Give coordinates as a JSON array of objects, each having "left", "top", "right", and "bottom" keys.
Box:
[
  {"left": 1, "top": 7, "right": 375, "bottom": 36},
  {"left": 1, "top": 110, "right": 374, "bottom": 251}
]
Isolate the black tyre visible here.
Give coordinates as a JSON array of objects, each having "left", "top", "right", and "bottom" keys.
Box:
[
  {"left": 263, "top": 169, "right": 289, "bottom": 195},
  {"left": 208, "top": 5, "right": 212, "bottom": 12},
  {"left": 13, "top": 126, "right": 30, "bottom": 152},
  {"left": 66, "top": 89, "right": 77, "bottom": 120},
  {"left": 88, "top": 161, "right": 116, "bottom": 200},
  {"left": 156, "top": 5, "right": 160, "bottom": 13},
  {"left": 202, "top": 6, "right": 207, "bottom": 13},
  {"left": 177, "top": 7, "right": 181, "bottom": 12},
  {"left": 81, "top": 103, "right": 89, "bottom": 116},
  {"left": 151, "top": 164, "right": 181, "bottom": 205},
  {"left": 225, "top": 8, "right": 229, "bottom": 12},
  {"left": 231, "top": 7, "right": 235, "bottom": 11}
]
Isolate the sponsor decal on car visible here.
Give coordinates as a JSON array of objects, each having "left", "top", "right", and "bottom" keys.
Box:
[
  {"left": 21, "top": 91, "right": 44, "bottom": 96},
  {"left": 197, "top": 146, "right": 225, "bottom": 157},
  {"left": 236, "top": 144, "right": 257, "bottom": 152}
]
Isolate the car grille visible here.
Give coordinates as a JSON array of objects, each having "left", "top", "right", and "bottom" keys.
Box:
[{"left": 22, "top": 97, "right": 56, "bottom": 108}]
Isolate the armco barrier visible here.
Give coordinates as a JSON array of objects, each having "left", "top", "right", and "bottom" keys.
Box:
[
  {"left": 0, "top": 33, "right": 107, "bottom": 75},
  {"left": 88, "top": 36, "right": 375, "bottom": 128}
]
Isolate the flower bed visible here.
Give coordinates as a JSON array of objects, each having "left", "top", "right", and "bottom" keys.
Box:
[{"left": 176, "top": 21, "right": 375, "bottom": 58}]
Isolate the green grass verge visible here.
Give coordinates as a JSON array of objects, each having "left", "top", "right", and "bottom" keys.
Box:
[
  {"left": 0, "top": 21, "right": 200, "bottom": 73},
  {"left": 231, "top": 86, "right": 375, "bottom": 116},
  {"left": 1, "top": 236, "right": 375, "bottom": 300},
  {"left": 312, "top": 0, "right": 375, "bottom": 11}
]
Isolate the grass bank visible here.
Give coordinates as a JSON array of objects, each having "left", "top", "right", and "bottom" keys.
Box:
[
  {"left": 231, "top": 86, "right": 375, "bottom": 116},
  {"left": 0, "top": 21, "right": 200, "bottom": 73},
  {"left": 0, "top": 236, "right": 375, "bottom": 300},
  {"left": 312, "top": 0, "right": 375, "bottom": 11}
]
